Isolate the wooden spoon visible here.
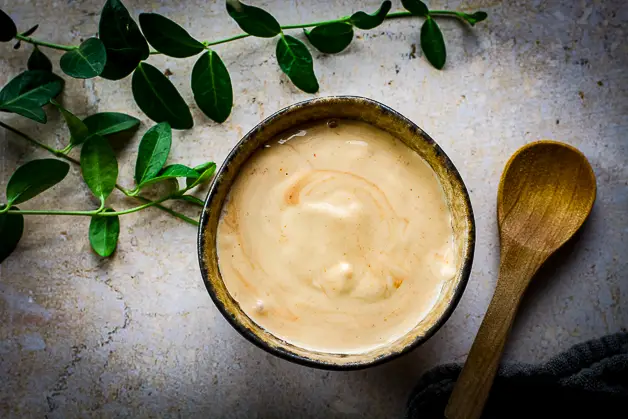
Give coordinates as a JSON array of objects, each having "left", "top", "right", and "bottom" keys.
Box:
[{"left": 444, "top": 140, "right": 596, "bottom": 419}]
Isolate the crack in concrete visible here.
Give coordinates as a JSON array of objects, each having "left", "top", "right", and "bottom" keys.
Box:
[
  {"left": 45, "top": 343, "right": 86, "bottom": 414},
  {"left": 100, "top": 277, "right": 131, "bottom": 348},
  {"left": 45, "top": 276, "right": 131, "bottom": 414}
]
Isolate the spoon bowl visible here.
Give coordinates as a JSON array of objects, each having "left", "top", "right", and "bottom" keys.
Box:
[
  {"left": 445, "top": 140, "right": 596, "bottom": 419},
  {"left": 498, "top": 140, "right": 597, "bottom": 256}
]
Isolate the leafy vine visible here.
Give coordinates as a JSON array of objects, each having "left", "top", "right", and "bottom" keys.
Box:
[{"left": 0, "top": 0, "right": 487, "bottom": 262}]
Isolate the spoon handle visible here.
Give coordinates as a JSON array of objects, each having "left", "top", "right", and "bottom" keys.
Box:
[{"left": 444, "top": 246, "right": 542, "bottom": 419}]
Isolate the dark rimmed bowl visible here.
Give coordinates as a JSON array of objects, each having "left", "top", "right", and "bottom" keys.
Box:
[{"left": 198, "top": 96, "right": 475, "bottom": 370}]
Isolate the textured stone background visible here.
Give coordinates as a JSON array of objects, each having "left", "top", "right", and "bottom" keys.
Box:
[{"left": 1, "top": 0, "right": 626, "bottom": 418}]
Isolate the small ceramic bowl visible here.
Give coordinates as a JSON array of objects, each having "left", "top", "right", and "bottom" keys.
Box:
[{"left": 198, "top": 96, "right": 475, "bottom": 370}]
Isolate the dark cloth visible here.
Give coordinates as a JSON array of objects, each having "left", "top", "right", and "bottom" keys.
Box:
[{"left": 406, "top": 332, "right": 628, "bottom": 419}]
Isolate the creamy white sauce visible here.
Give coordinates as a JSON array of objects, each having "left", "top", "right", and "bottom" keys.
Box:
[{"left": 217, "top": 120, "right": 456, "bottom": 353}]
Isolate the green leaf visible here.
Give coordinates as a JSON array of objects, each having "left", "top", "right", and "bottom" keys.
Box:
[
  {"left": 177, "top": 194, "right": 204, "bottom": 206},
  {"left": 139, "top": 13, "right": 204, "bottom": 58},
  {"left": 226, "top": 0, "right": 280, "bottom": 38},
  {"left": 60, "top": 38, "right": 107, "bottom": 79},
  {"left": 401, "top": 0, "right": 429, "bottom": 16},
  {"left": 349, "top": 1, "right": 391, "bottom": 30},
  {"left": 156, "top": 164, "right": 200, "bottom": 181},
  {"left": 89, "top": 210, "right": 119, "bottom": 257},
  {"left": 80, "top": 135, "right": 118, "bottom": 202},
  {"left": 420, "top": 16, "right": 446, "bottom": 70},
  {"left": 192, "top": 161, "right": 216, "bottom": 174},
  {"left": 135, "top": 122, "right": 172, "bottom": 185},
  {"left": 186, "top": 161, "right": 216, "bottom": 188},
  {"left": 83, "top": 112, "right": 140, "bottom": 137},
  {"left": 191, "top": 50, "right": 233, "bottom": 123},
  {"left": 0, "top": 70, "right": 64, "bottom": 123},
  {"left": 50, "top": 100, "right": 89, "bottom": 146},
  {"left": 99, "top": 0, "right": 149, "bottom": 80},
  {"left": 6, "top": 159, "right": 69, "bottom": 205},
  {"left": 138, "top": 164, "right": 199, "bottom": 189},
  {"left": 464, "top": 11, "right": 488, "bottom": 26},
  {"left": 20, "top": 25, "right": 39, "bottom": 37},
  {"left": 305, "top": 22, "right": 354, "bottom": 54},
  {"left": 132, "top": 62, "right": 193, "bottom": 130},
  {"left": 0, "top": 9, "right": 17, "bottom": 42},
  {"left": 276, "top": 35, "right": 319, "bottom": 94},
  {"left": 27, "top": 47, "right": 53, "bottom": 72},
  {"left": 0, "top": 206, "right": 24, "bottom": 264}
]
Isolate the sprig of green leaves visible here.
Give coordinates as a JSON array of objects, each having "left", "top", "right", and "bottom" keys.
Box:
[
  {"left": 0, "top": 0, "right": 487, "bottom": 127},
  {"left": 0, "top": 114, "right": 215, "bottom": 261},
  {"left": 0, "top": 0, "right": 489, "bottom": 263},
  {"left": 400, "top": 0, "right": 488, "bottom": 69},
  {"left": 0, "top": 73, "right": 215, "bottom": 261}
]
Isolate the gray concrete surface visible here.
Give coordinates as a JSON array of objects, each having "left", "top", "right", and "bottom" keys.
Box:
[{"left": 1, "top": 0, "right": 626, "bottom": 417}]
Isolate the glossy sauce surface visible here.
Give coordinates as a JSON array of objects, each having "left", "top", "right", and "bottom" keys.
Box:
[{"left": 217, "top": 120, "right": 456, "bottom": 353}]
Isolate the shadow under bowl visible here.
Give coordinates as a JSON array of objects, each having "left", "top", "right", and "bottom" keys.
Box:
[{"left": 198, "top": 96, "right": 475, "bottom": 370}]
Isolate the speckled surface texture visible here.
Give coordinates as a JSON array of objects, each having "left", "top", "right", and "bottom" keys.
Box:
[{"left": 0, "top": 0, "right": 626, "bottom": 418}]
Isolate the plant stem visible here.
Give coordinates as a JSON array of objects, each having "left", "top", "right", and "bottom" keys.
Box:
[
  {"left": 428, "top": 10, "right": 468, "bottom": 20},
  {"left": 14, "top": 34, "right": 76, "bottom": 51},
  {"left": 0, "top": 121, "right": 199, "bottom": 226},
  {"left": 13, "top": 9, "right": 472, "bottom": 55},
  {"left": 280, "top": 16, "right": 351, "bottom": 30},
  {"left": 205, "top": 33, "right": 250, "bottom": 47},
  {"left": 104, "top": 194, "right": 173, "bottom": 216},
  {"left": 0, "top": 120, "right": 69, "bottom": 159},
  {"left": 133, "top": 195, "right": 199, "bottom": 225},
  {"left": 177, "top": 195, "right": 205, "bottom": 207},
  {"left": 385, "top": 10, "right": 465, "bottom": 19},
  {"left": 6, "top": 192, "right": 200, "bottom": 225},
  {"left": 7, "top": 193, "right": 175, "bottom": 217},
  {"left": 7, "top": 208, "right": 98, "bottom": 216},
  {"left": 152, "top": 10, "right": 471, "bottom": 54},
  {"left": 59, "top": 143, "right": 73, "bottom": 154},
  {"left": 384, "top": 11, "right": 413, "bottom": 19}
]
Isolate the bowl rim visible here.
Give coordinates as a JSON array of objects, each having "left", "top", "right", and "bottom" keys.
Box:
[{"left": 197, "top": 96, "right": 475, "bottom": 370}]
